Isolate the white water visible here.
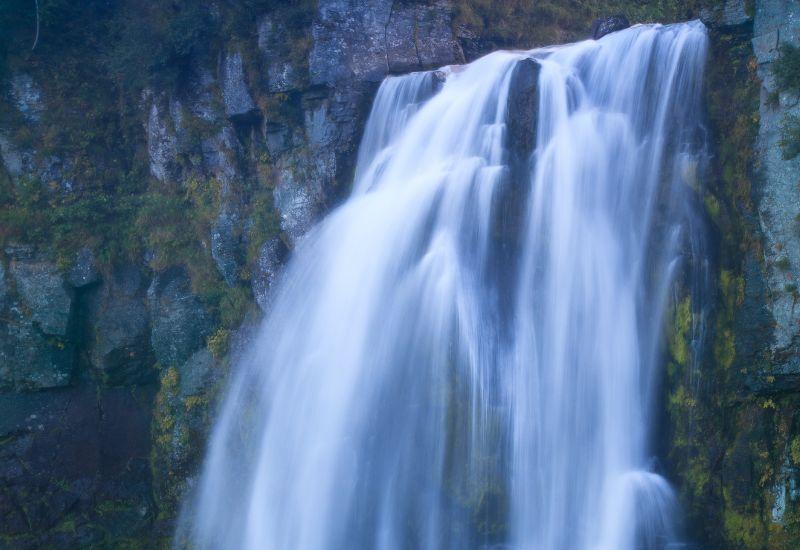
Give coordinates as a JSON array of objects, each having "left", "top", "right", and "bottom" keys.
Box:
[{"left": 180, "top": 22, "right": 709, "bottom": 550}]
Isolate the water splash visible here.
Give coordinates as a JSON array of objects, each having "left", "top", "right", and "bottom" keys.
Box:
[{"left": 180, "top": 21, "right": 709, "bottom": 550}]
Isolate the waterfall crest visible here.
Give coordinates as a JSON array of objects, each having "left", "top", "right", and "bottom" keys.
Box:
[{"left": 180, "top": 21, "right": 709, "bottom": 550}]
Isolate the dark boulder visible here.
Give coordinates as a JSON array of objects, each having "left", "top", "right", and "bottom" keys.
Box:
[
  {"left": 148, "top": 268, "right": 213, "bottom": 368},
  {"left": 591, "top": 15, "right": 630, "bottom": 40},
  {"left": 67, "top": 247, "right": 101, "bottom": 288},
  {"left": 506, "top": 58, "right": 541, "bottom": 173},
  {"left": 87, "top": 266, "right": 154, "bottom": 386}
]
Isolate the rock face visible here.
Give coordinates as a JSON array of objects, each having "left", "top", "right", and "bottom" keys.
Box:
[
  {"left": 146, "top": 96, "right": 180, "bottom": 183},
  {"left": 752, "top": 0, "right": 800, "bottom": 385},
  {"left": 148, "top": 268, "right": 213, "bottom": 368},
  {"left": 67, "top": 247, "right": 101, "bottom": 288},
  {"left": 310, "top": 0, "right": 463, "bottom": 87},
  {"left": 252, "top": 236, "right": 288, "bottom": 311},
  {"left": 258, "top": 15, "right": 305, "bottom": 92},
  {"left": 88, "top": 267, "right": 153, "bottom": 386},
  {"left": 221, "top": 50, "right": 258, "bottom": 121},
  {"left": 9, "top": 254, "right": 73, "bottom": 337},
  {"left": 701, "top": 0, "right": 754, "bottom": 28},
  {"left": 591, "top": 15, "right": 630, "bottom": 39},
  {"left": 10, "top": 73, "right": 44, "bottom": 122}
]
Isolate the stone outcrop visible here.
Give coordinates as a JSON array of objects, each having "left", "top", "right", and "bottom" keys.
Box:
[
  {"left": 591, "top": 14, "right": 630, "bottom": 39},
  {"left": 148, "top": 268, "right": 213, "bottom": 368},
  {"left": 752, "top": 0, "right": 800, "bottom": 388},
  {"left": 87, "top": 266, "right": 153, "bottom": 386}
]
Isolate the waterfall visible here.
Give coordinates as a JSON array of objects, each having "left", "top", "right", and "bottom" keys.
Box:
[{"left": 179, "top": 21, "right": 709, "bottom": 550}]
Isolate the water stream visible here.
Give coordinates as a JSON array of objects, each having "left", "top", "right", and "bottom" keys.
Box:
[{"left": 180, "top": 21, "right": 709, "bottom": 550}]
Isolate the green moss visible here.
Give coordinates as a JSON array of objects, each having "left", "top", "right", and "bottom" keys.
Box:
[
  {"left": 790, "top": 437, "right": 800, "bottom": 465},
  {"left": 773, "top": 43, "right": 800, "bottom": 95},
  {"left": 207, "top": 328, "right": 231, "bottom": 360},
  {"left": 669, "top": 297, "right": 692, "bottom": 366},
  {"left": 705, "top": 192, "right": 722, "bottom": 224},
  {"left": 779, "top": 115, "right": 800, "bottom": 161},
  {"left": 776, "top": 256, "right": 792, "bottom": 271},
  {"left": 724, "top": 507, "right": 767, "bottom": 549}
]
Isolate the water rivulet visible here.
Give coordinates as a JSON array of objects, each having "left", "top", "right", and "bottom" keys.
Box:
[{"left": 180, "top": 21, "right": 709, "bottom": 550}]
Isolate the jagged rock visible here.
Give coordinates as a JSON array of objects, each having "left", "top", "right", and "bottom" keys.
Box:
[
  {"left": 386, "top": 5, "right": 419, "bottom": 73},
  {"left": 0, "top": 309, "right": 74, "bottom": 390},
  {"left": 148, "top": 268, "right": 213, "bottom": 368},
  {"left": 8, "top": 253, "right": 73, "bottom": 337},
  {"left": 304, "top": 97, "right": 337, "bottom": 149},
  {"left": 257, "top": 15, "right": 304, "bottom": 92},
  {"left": 87, "top": 266, "right": 154, "bottom": 386},
  {"left": 146, "top": 96, "right": 179, "bottom": 182},
  {"left": 264, "top": 121, "right": 293, "bottom": 157},
  {"left": 700, "top": 0, "right": 753, "bottom": 28},
  {"left": 752, "top": 0, "right": 800, "bottom": 368},
  {"left": 252, "top": 236, "right": 288, "bottom": 311},
  {"left": 10, "top": 74, "right": 44, "bottom": 122},
  {"left": 273, "top": 153, "right": 325, "bottom": 244},
  {"left": 178, "top": 348, "right": 219, "bottom": 399},
  {"left": 67, "top": 247, "right": 100, "bottom": 288},
  {"left": 311, "top": 0, "right": 462, "bottom": 86},
  {"left": 201, "top": 126, "right": 240, "bottom": 187},
  {"left": 211, "top": 209, "right": 240, "bottom": 286},
  {"left": 310, "top": 0, "right": 393, "bottom": 86},
  {"left": 0, "top": 133, "right": 29, "bottom": 177},
  {"left": 0, "top": 261, "right": 6, "bottom": 304},
  {"left": 221, "top": 51, "right": 258, "bottom": 121},
  {"left": 413, "top": 0, "right": 463, "bottom": 68},
  {"left": 454, "top": 23, "right": 490, "bottom": 62},
  {"left": 591, "top": 15, "right": 630, "bottom": 40}
]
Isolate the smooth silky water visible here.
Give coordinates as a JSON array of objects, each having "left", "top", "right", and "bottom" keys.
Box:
[{"left": 179, "top": 21, "right": 709, "bottom": 550}]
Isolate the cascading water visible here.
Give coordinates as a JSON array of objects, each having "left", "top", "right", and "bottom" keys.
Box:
[{"left": 179, "top": 21, "right": 709, "bottom": 550}]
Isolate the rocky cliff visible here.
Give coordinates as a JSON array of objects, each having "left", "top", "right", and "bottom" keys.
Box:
[{"left": 0, "top": 0, "right": 798, "bottom": 548}]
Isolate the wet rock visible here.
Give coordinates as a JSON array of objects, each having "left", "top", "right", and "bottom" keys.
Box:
[
  {"left": 67, "top": 247, "right": 100, "bottom": 288},
  {"left": 0, "top": 133, "right": 30, "bottom": 177},
  {"left": 0, "top": 385, "right": 156, "bottom": 543},
  {"left": 8, "top": 253, "right": 73, "bottom": 336},
  {"left": 386, "top": 5, "right": 419, "bottom": 73},
  {"left": 311, "top": 0, "right": 462, "bottom": 86},
  {"left": 178, "top": 348, "right": 219, "bottom": 399},
  {"left": 10, "top": 74, "right": 44, "bottom": 122},
  {"left": 752, "top": 0, "right": 800, "bottom": 370},
  {"left": 87, "top": 266, "right": 154, "bottom": 386},
  {"left": 273, "top": 153, "right": 325, "bottom": 244},
  {"left": 221, "top": 51, "right": 258, "bottom": 121},
  {"left": 506, "top": 58, "right": 541, "bottom": 171},
  {"left": 412, "top": 0, "right": 463, "bottom": 68},
  {"left": 454, "top": 23, "right": 490, "bottom": 62},
  {"left": 304, "top": 97, "right": 337, "bottom": 150},
  {"left": 252, "top": 236, "right": 288, "bottom": 311},
  {"left": 146, "top": 96, "right": 180, "bottom": 182},
  {"left": 211, "top": 208, "right": 240, "bottom": 286},
  {"left": 257, "top": 15, "right": 304, "bottom": 92},
  {"left": 148, "top": 268, "right": 213, "bottom": 368},
  {"left": 201, "top": 125, "right": 240, "bottom": 186},
  {"left": 591, "top": 15, "right": 630, "bottom": 40},
  {"left": 700, "top": 0, "right": 753, "bottom": 28},
  {"left": 264, "top": 121, "right": 293, "bottom": 157},
  {"left": 0, "top": 261, "right": 6, "bottom": 304},
  {"left": 310, "top": 0, "right": 393, "bottom": 86},
  {"left": 0, "top": 309, "right": 74, "bottom": 390}
]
